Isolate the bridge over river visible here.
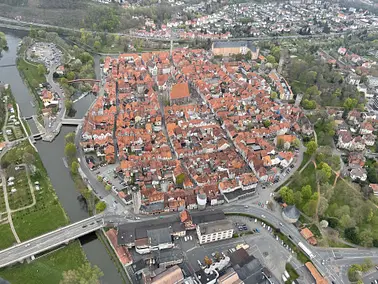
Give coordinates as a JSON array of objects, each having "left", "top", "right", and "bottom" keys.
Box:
[{"left": 0, "top": 214, "right": 125, "bottom": 268}]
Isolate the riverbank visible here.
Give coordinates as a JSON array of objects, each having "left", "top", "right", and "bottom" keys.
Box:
[{"left": 0, "top": 31, "right": 124, "bottom": 284}]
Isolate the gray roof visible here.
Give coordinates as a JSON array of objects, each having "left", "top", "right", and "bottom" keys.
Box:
[
  {"left": 213, "top": 41, "right": 257, "bottom": 52},
  {"left": 198, "top": 219, "right": 233, "bottom": 235},
  {"left": 283, "top": 205, "right": 300, "bottom": 219},
  {"left": 191, "top": 209, "right": 225, "bottom": 224},
  {"left": 147, "top": 228, "right": 172, "bottom": 246}
]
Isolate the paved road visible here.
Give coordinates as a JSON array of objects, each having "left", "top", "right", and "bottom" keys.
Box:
[
  {"left": 1, "top": 16, "right": 378, "bottom": 44},
  {"left": 0, "top": 213, "right": 135, "bottom": 268},
  {"left": 224, "top": 205, "right": 342, "bottom": 283}
]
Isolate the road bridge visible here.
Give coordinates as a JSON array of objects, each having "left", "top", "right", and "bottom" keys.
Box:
[
  {"left": 61, "top": 118, "right": 84, "bottom": 125},
  {"left": 0, "top": 64, "right": 16, "bottom": 68},
  {"left": 67, "top": 79, "right": 100, "bottom": 84},
  {"left": 0, "top": 214, "right": 123, "bottom": 268}
]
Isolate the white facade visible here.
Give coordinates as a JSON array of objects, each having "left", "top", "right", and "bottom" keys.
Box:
[{"left": 196, "top": 220, "right": 234, "bottom": 245}]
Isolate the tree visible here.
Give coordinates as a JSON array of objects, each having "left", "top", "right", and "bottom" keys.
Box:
[
  {"left": 303, "top": 199, "right": 317, "bottom": 217},
  {"left": 97, "top": 176, "right": 103, "bottom": 182},
  {"left": 306, "top": 140, "right": 317, "bottom": 155},
  {"left": 175, "top": 173, "right": 185, "bottom": 187},
  {"left": 277, "top": 138, "right": 285, "bottom": 150},
  {"left": 270, "top": 91, "right": 278, "bottom": 100},
  {"left": 318, "top": 162, "right": 332, "bottom": 182},
  {"left": 245, "top": 51, "right": 252, "bottom": 60},
  {"left": 301, "top": 185, "right": 312, "bottom": 200},
  {"left": 64, "top": 143, "right": 76, "bottom": 161},
  {"left": 66, "top": 71, "right": 75, "bottom": 81},
  {"left": 65, "top": 132, "right": 75, "bottom": 144},
  {"left": 60, "top": 263, "right": 103, "bottom": 284},
  {"left": 71, "top": 161, "right": 79, "bottom": 175},
  {"left": 317, "top": 196, "right": 328, "bottom": 216},
  {"left": 302, "top": 99, "right": 316, "bottom": 110},
  {"left": 204, "top": 256, "right": 212, "bottom": 266},
  {"left": 367, "top": 167, "right": 378, "bottom": 183},
  {"left": 105, "top": 184, "right": 111, "bottom": 191},
  {"left": 93, "top": 41, "right": 101, "bottom": 51},
  {"left": 266, "top": 55, "right": 276, "bottom": 64},
  {"left": 359, "top": 230, "right": 373, "bottom": 247},
  {"left": 263, "top": 120, "right": 271, "bottom": 128},
  {"left": 294, "top": 191, "right": 303, "bottom": 207},
  {"left": 348, "top": 264, "right": 362, "bottom": 282},
  {"left": 65, "top": 99, "right": 74, "bottom": 115},
  {"left": 292, "top": 138, "right": 300, "bottom": 149},
  {"left": 96, "top": 201, "right": 106, "bottom": 213},
  {"left": 344, "top": 227, "right": 359, "bottom": 244},
  {"left": 279, "top": 186, "right": 295, "bottom": 204},
  {"left": 344, "top": 97, "right": 358, "bottom": 111}
]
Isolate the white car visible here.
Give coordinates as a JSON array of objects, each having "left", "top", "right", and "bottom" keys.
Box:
[
  {"left": 254, "top": 218, "right": 257, "bottom": 223},
  {"left": 190, "top": 236, "right": 193, "bottom": 241},
  {"left": 184, "top": 236, "right": 187, "bottom": 241}
]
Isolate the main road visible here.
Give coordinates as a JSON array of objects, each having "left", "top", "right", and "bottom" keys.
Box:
[
  {"left": 0, "top": 213, "right": 145, "bottom": 269},
  {"left": 223, "top": 204, "right": 342, "bottom": 283}
]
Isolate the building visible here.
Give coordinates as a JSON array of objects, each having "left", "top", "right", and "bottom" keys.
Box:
[
  {"left": 153, "top": 248, "right": 184, "bottom": 268},
  {"left": 170, "top": 83, "right": 190, "bottom": 105},
  {"left": 370, "top": 184, "right": 378, "bottom": 196},
  {"left": 212, "top": 41, "right": 259, "bottom": 59},
  {"left": 229, "top": 248, "right": 272, "bottom": 284},
  {"left": 196, "top": 219, "right": 233, "bottom": 244},
  {"left": 218, "top": 269, "right": 244, "bottom": 284},
  {"left": 305, "top": 262, "right": 328, "bottom": 284},
  {"left": 151, "top": 265, "right": 185, "bottom": 284},
  {"left": 282, "top": 205, "right": 300, "bottom": 223},
  {"left": 195, "top": 269, "right": 218, "bottom": 284},
  {"left": 300, "top": 228, "right": 317, "bottom": 246}
]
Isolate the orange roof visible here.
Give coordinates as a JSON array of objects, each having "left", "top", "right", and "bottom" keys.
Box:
[
  {"left": 301, "top": 228, "right": 314, "bottom": 240},
  {"left": 305, "top": 262, "right": 328, "bottom": 284},
  {"left": 277, "top": 135, "right": 296, "bottom": 143},
  {"left": 170, "top": 83, "right": 190, "bottom": 100}
]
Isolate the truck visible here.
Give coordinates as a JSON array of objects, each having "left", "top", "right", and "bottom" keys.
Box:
[
  {"left": 298, "top": 242, "right": 315, "bottom": 259},
  {"left": 282, "top": 275, "right": 287, "bottom": 282},
  {"left": 284, "top": 270, "right": 290, "bottom": 279}
]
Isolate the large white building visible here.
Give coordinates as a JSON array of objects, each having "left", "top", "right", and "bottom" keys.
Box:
[{"left": 196, "top": 220, "right": 234, "bottom": 244}]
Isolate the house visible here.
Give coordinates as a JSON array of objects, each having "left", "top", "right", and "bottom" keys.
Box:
[
  {"left": 370, "top": 184, "right": 378, "bottom": 196},
  {"left": 169, "top": 83, "right": 190, "bottom": 105},
  {"left": 300, "top": 228, "right": 317, "bottom": 246},
  {"left": 350, "top": 167, "right": 367, "bottom": 181},
  {"left": 151, "top": 265, "right": 184, "bottom": 284},
  {"left": 212, "top": 41, "right": 259, "bottom": 59},
  {"left": 348, "top": 152, "right": 365, "bottom": 168},
  {"left": 338, "top": 47, "right": 347, "bottom": 55}
]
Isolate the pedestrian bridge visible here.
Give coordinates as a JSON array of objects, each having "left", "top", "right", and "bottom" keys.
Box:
[
  {"left": 0, "top": 214, "right": 122, "bottom": 268},
  {"left": 61, "top": 118, "right": 84, "bottom": 125}
]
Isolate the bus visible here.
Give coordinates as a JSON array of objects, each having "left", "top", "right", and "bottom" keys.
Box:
[{"left": 298, "top": 242, "right": 315, "bottom": 259}]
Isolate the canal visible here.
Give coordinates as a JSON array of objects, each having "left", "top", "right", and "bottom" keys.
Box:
[{"left": 0, "top": 30, "right": 123, "bottom": 284}]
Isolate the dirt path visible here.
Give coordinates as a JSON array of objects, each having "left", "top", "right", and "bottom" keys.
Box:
[{"left": 0, "top": 169, "right": 20, "bottom": 243}]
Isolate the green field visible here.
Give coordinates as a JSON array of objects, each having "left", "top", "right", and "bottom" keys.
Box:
[
  {"left": 0, "top": 241, "right": 86, "bottom": 284},
  {"left": 7, "top": 168, "right": 33, "bottom": 211},
  {"left": 1, "top": 141, "right": 68, "bottom": 241},
  {"left": 0, "top": 224, "right": 16, "bottom": 250},
  {"left": 17, "top": 58, "right": 46, "bottom": 89}
]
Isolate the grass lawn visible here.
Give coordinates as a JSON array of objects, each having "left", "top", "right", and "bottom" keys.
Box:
[
  {"left": 1, "top": 141, "right": 68, "bottom": 241},
  {"left": 0, "top": 187, "right": 6, "bottom": 213},
  {"left": 17, "top": 58, "right": 46, "bottom": 89},
  {"left": 0, "top": 224, "right": 16, "bottom": 249},
  {"left": 299, "top": 153, "right": 311, "bottom": 170},
  {"left": 7, "top": 168, "right": 33, "bottom": 211},
  {"left": 0, "top": 241, "right": 86, "bottom": 284},
  {"left": 290, "top": 162, "right": 317, "bottom": 193}
]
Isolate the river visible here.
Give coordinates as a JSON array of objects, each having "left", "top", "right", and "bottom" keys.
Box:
[{"left": 0, "top": 30, "right": 123, "bottom": 284}]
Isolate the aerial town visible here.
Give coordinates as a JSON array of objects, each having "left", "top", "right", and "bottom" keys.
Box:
[{"left": 1, "top": 0, "right": 378, "bottom": 284}]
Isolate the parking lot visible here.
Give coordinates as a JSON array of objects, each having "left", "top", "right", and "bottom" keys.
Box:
[
  {"left": 172, "top": 215, "right": 300, "bottom": 281},
  {"left": 26, "top": 42, "right": 63, "bottom": 69}
]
